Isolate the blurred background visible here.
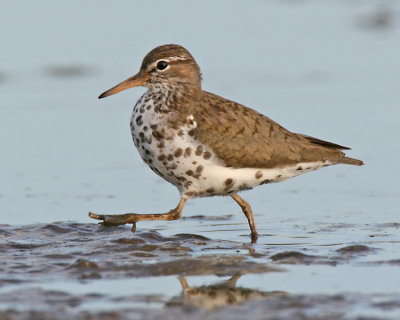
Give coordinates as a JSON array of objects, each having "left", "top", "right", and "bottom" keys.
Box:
[{"left": 1, "top": 0, "right": 399, "bottom": 229}]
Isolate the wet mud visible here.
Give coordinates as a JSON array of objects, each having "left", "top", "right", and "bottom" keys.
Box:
[
  {"left": 1, "top": 220, "right": 400, "bottom": 319},
  {"left": 4, "top": 282, "right": 399, "bottom": 320}
]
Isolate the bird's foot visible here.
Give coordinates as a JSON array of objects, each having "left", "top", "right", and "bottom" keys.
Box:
[
  {"left": 250, "top": 231, "right": 258, "bottom": 244},
  {"left": 88, "top": 212, "right": 137, "bottom": 232},
  {"left": 88, "top": 199, "right": 187, "bottom": 233}
]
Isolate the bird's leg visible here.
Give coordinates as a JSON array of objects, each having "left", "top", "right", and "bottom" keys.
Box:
[
  {"left": 89, "top": 197, "right": 187, "bottom": 232},
  {"left": 230, "top": 193, "right": 258, "bottom": 242}
]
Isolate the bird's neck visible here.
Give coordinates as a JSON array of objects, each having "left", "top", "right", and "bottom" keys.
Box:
[{"left": 147, "top": 83, "right": 201, "bottom": 113}]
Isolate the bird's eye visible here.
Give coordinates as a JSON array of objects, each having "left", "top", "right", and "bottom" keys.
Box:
[{"left": 156, "top": 60, "right": 169, "bottom": 71}]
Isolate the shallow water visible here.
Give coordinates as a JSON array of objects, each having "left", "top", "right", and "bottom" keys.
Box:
[
  {"left": 1, "top": 220, "right": 400, "bottom": 319},
  {"left": 1, "top": 0, "right": 400, "bottom": 319}
]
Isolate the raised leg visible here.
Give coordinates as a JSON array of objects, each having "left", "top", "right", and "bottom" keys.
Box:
[
  {"left": 89, "top": 197, "right": 187, "bottom": 232},
  {"left": 230, "top": 193, "right": 258, "bottom": 242}
]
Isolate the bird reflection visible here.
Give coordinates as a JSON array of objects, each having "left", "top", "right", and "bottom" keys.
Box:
[{"left": 167, "top": 275, "right": 286, "bottom": 310}]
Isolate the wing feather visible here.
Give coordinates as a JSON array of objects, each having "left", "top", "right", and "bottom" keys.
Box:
[{"left": 188, "top": 92, "right": 362, "bottom": 168}]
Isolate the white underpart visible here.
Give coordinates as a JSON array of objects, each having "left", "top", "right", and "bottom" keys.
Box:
[{"left": 130, "top": 92, "right": 332, "bottom": 199}]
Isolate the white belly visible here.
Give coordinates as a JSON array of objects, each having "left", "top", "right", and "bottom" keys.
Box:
[{"left": 130, "top": 93, "right": 331, "bottom": 198}]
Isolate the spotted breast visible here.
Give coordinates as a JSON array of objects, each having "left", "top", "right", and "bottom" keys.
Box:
[
  {"left": 91, "top": 44, "right": 363, "bottom": 241},
  {"left": 129, "top": 90, "right": 224, "bottom": 198}
]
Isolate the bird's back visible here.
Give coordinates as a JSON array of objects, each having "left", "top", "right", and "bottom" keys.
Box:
[{"left": 190, "top": 91, "right": 363, "bottom": 169}]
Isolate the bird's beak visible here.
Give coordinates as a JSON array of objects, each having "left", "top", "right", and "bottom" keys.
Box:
[{"left": 98, "top": 71, "right": 146, "bottom": 99}]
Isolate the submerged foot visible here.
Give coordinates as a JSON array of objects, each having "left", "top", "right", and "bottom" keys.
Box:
[
  {"left": 250, "top": 231, "right": 258, "bottom": 244},
  {"left": 88, "top": 212, "right": 137, "bottom": 232}
]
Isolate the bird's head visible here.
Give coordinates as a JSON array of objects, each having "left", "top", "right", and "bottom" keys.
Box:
[{"left": 99, "top": 44, "right": 202, "bottom": 99}]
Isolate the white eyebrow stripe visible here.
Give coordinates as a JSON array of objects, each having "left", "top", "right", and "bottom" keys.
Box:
[
  {"left": 149, "top": 57, "right": 187, "bottom": 71},
  {"left": 155, "top": 56, "right": 187, "bottom": 64},
  {"left": 167, "top": 56, "right": 187, "bottom": 62}
]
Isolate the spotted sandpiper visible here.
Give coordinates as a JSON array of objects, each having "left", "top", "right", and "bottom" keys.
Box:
[{"left": 89, "top": 44, "right": 363, "bottom": 241}]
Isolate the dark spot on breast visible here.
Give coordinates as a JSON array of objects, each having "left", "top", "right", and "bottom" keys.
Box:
[
  {"left": 152, "top": 130, "right": 163, "bottom": 141},
  {"left": 206, "top": 188, "right": 215, "bottom": 193},
  {"left": 150, "top": 124, "right": 158, "bottom": 130},
  {"left": 277, "top": 174, "right": 282, "bottom": 178},
  {"left": 239, "top": 183, "right": 251, "bottom": 190},
  {"left": 193, "top": 173, "right": 201, "bottom": 180},
  {"left": 169, "top": 170, "right": 178, "bottom": 177},
  {"left": 174, "top": 148, "right": 183, "bottom": 158},
  {"left": 203, "top": 151, "right": 211, "bottom": 160},
  {"left": 224, "top": 178, "right": 233, "bottom": 186},
  {"left": 144, "top": 149, "right": 151, "bottom": 156},
  {"left": 185, "top": 191, "right": 196, "bottom": 197},
  {"left": 261, "top": 179, "right": 272, "bottom": 185},
  {"left": 184, "top": 181, "right": 192, "bottom": 189},
  {"left": 184, "top": 147, "right": 191, "bottom": 158},
  {"left": 188, "top": 129, "right": 195, "bottom": 136},
  {"left": 306, "top": 167, "right": 312, "bottom": 170},
  {"left": 196, "top": 165, "right": 203, "bottom": 173},
  {"left": 157, "top": 141, "right": 165, "bottom": 149},
  {"left": 135, "top": 115, "right": 143, "bottom": 126},
  {"left": 177, "top": 176, "right": 187, "bottom": 182},
  {"left": 185, "top": 170, "right": 193, "bottom": 176},
  {"left": 192, "top": 161, "right": 197, "bottom": 165},
  {"left": 139, "top": 132, "right": 145, "bottom": 143},
  {"left": 195, "top": 145, "right": 203, "bottom": 156},
  {"left": 255, "top": 171, "right": 263, "bottom": 179},
  {"left": 143, "top": 125, "right": 148, "bottom": 132},
  {"left": 178, "top": 130, "right": 184, "bottom": 137},
  {"left": 167, "top": 154, "right": 173, "bottom": 161},
  {"left": 297, "top": 166, "right": 303, "bottom": 171},
  {"left": 146, "top": 104, "right": 152, "bottom": 110},
  {"left": 168, "top": 163, "right": 177, "bottom": 170},
  {"left": 157, "top": 154, "right": 166, "bottom": 161}
]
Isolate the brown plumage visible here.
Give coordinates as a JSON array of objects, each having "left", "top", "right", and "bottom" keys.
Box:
[
  {"left": 90, "top": 44, "right": 363, "bottom": 242},
  {"left": 188, "top": 91, "right": 363, "bottom": 169}
]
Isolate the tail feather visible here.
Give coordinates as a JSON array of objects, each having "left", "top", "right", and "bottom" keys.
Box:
[
  {"left": 301, "top": 135, "right": 350, "bottom": 150},
  {"left": 299, "top": 134, "right": 363, "bottom": 166}
]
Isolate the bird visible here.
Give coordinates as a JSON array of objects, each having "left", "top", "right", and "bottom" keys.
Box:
[{"left": 89, "top": 44, "right": 363, "bottom": 241}]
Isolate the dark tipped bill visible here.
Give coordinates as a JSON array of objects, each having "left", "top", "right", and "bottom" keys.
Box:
[{"left": 98, "top": 72, "right": 145, "bottom": 99}]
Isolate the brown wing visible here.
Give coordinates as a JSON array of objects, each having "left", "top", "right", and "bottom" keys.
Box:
[{"left": 190, "top": 91, "right": 362, "bottom": 168}]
